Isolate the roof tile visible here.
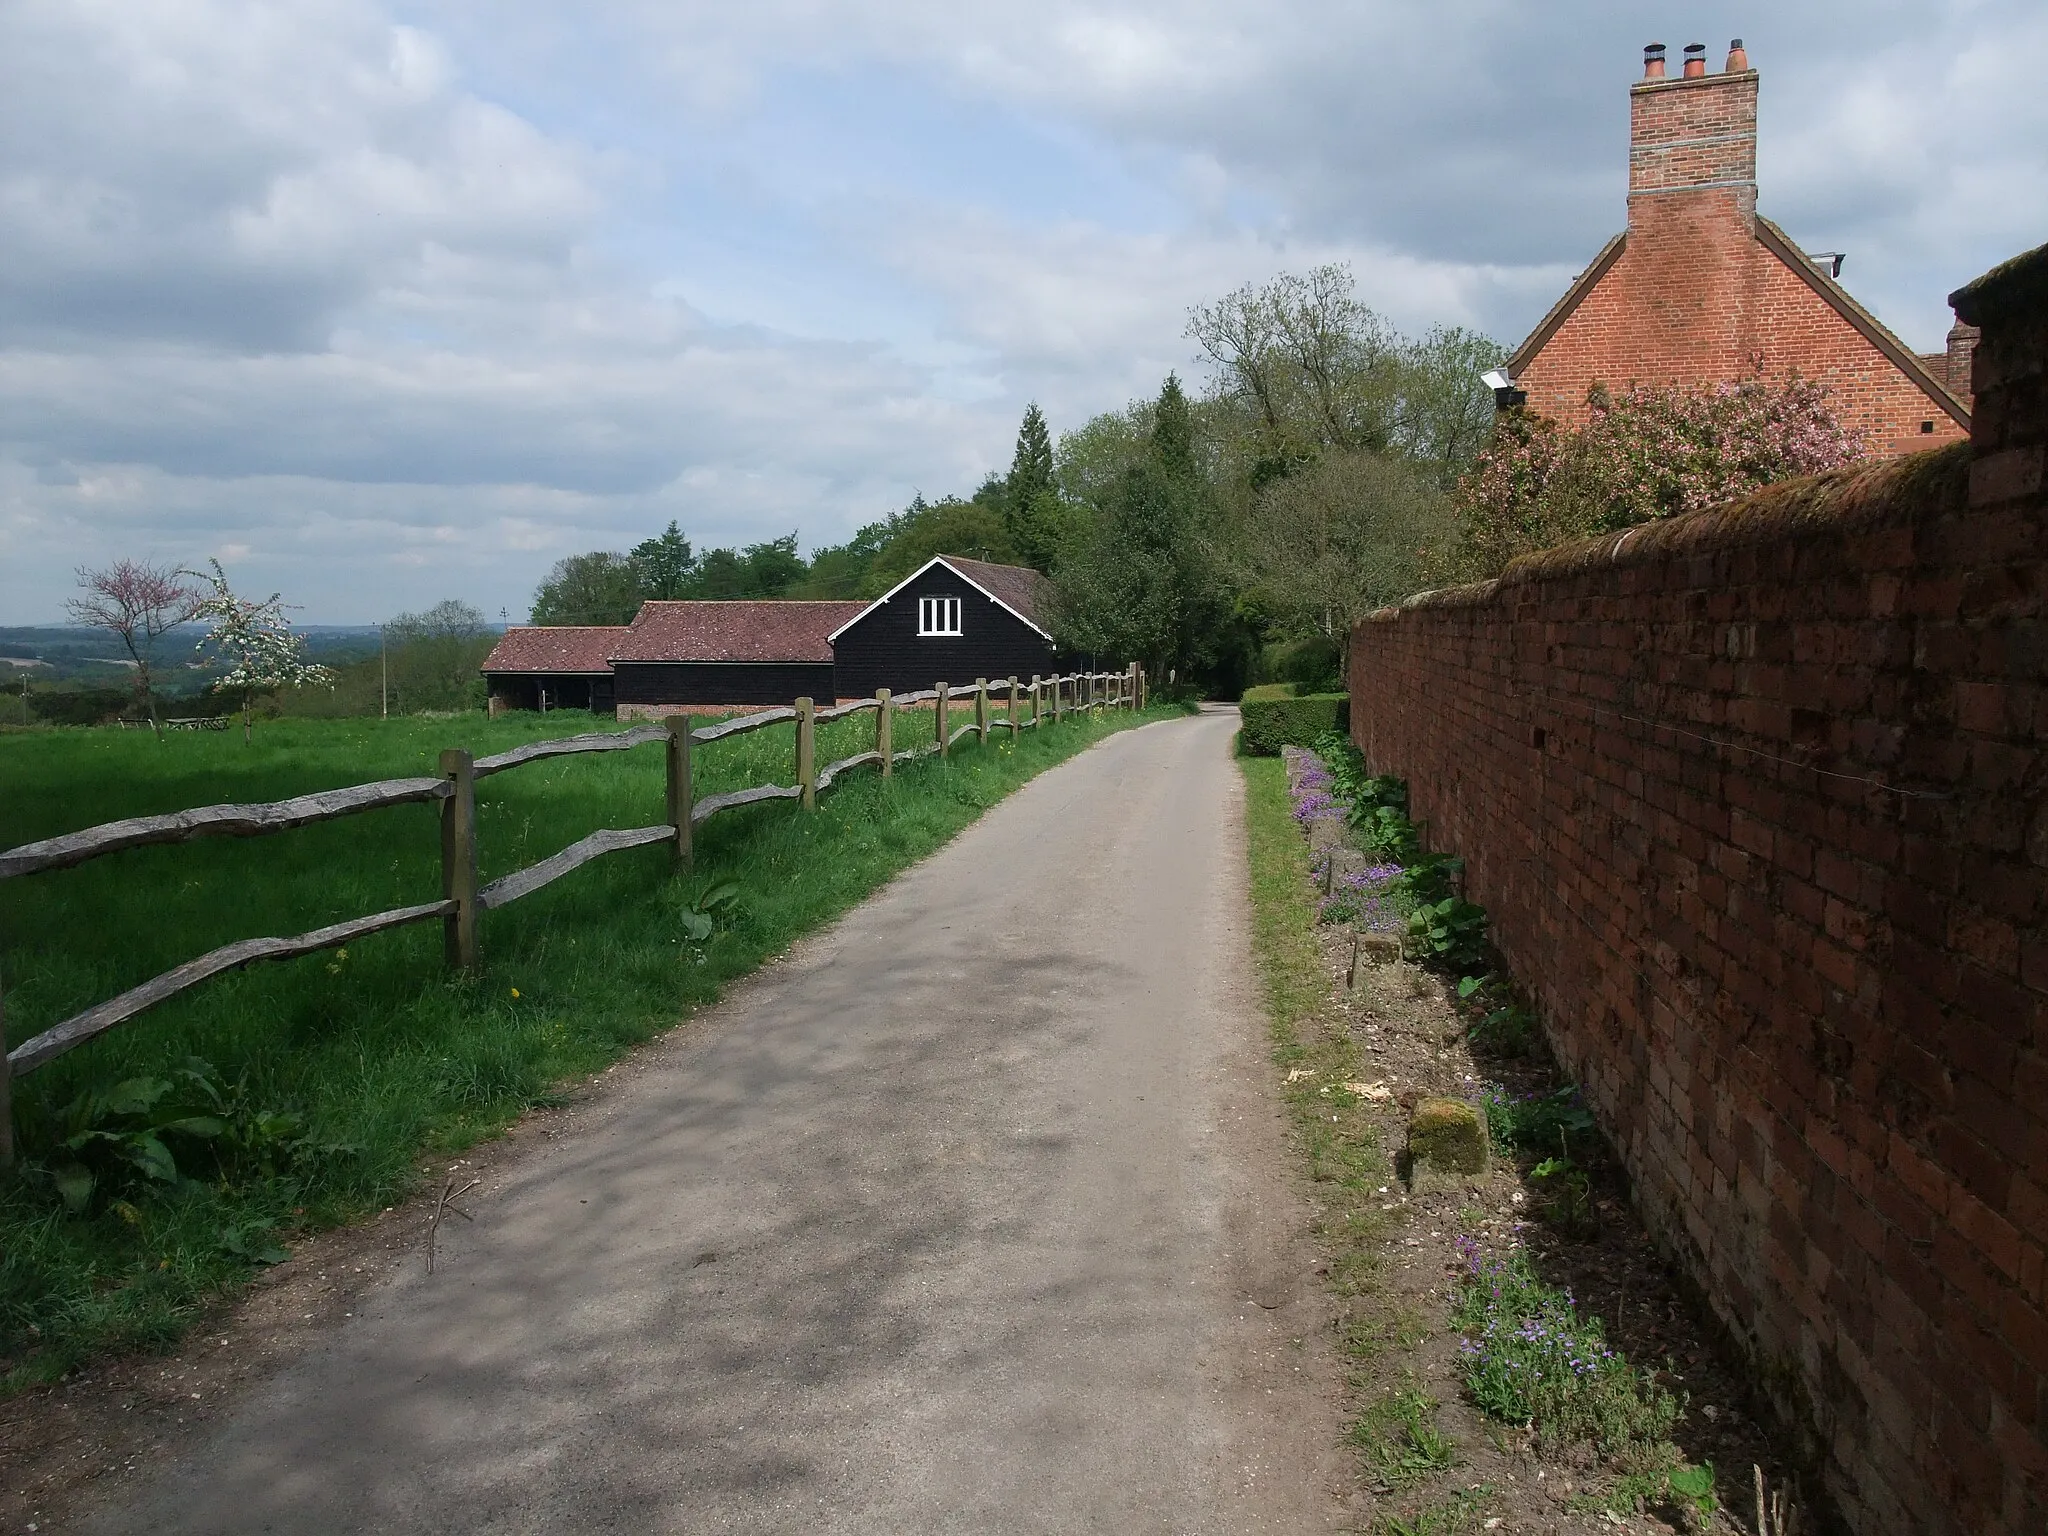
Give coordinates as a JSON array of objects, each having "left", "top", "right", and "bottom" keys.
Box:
[
  {"left": 481, "top": 626, "right": 629, "bottom": 675},
  {"left": 935, "top": 556, "right": 1047, "bottom": 629},
  {"left": 612, "top": 601, "right": 868, "bottom": 664}
]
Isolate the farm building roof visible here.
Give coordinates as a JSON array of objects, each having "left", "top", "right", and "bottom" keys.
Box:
[
  {"left": 611, "top": 601, "right": 868, "bottom": 664},
  {"left": 940, "top": 556, "right": 1048, "bottom": 628},
  {"left": 481, "top": 626, "right": 630, "bottom": 675}
]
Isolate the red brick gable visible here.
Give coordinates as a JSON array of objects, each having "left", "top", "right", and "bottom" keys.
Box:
[{"left": 1510, "top": 45, "right": 1969, "bottom": 460}]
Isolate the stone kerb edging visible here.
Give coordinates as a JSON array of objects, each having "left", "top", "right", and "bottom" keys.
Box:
[{"left": 1280, "top": 745, "right": 1403, "bottom": 961}]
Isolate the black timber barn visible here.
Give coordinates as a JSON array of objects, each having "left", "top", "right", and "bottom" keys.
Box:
[
  {"left": 480, "top": 556, "right": 1059, "bottom": 714},
  {"left": 609, "top": 600, "right": 866, "bottom": 712},
  {"left": 828, "top": 556, "right": 1055, "bottom": 699}
]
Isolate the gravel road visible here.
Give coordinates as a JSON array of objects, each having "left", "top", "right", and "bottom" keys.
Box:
[{"left": 88, "top": 709, "right": 1349, "bottom": 1535}]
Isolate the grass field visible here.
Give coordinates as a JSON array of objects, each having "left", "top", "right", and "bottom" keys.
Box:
[{"left": 0, "top": 696, "right": 1178, "bottom": 1385}]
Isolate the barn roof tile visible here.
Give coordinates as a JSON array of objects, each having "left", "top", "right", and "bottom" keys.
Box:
[
  {"left": 481, "top": 626, "right": 629, "bottom": 675},
  {"left": 612, "top": 601, "right": 868, "bottom": 664}
]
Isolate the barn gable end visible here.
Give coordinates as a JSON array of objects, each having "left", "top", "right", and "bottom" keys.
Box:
[{"left": 830, "top": 556, "right": 1056, "bottom": 700}]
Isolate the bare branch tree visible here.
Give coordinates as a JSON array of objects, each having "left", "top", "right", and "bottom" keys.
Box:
[{"left": 64, "top": 560, "right": 201, "bottom": 740}]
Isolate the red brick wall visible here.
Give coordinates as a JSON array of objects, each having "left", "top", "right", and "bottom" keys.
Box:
[{"left": 1350, "top": 249, "right": 2047, "bottom": 1532}]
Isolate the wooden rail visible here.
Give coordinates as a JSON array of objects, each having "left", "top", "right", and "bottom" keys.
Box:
[
  {"left": 472, "top": 724, "right": 668, "bottom": 778},
  {"left": 6, "top": 901, "right": 456, "bottom": 1075},
  {"left": 0, "top": 778, "right": 451, "bottom": 881},
  {"left": 0, "top": 666, "right": 1144, "bottom": 1104}
]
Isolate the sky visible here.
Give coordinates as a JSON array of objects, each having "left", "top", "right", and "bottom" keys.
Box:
[{"left": 3, "top": 1, "right": 2041, "bottom": 623}]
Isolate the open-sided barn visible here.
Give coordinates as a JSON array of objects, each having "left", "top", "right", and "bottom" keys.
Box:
[{"left": 480, "top": 626, "right": 626, "bottom": 714}]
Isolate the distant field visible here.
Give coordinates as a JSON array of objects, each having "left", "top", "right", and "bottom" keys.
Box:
[{"left": 0, "top": 699, "right": 1171, "bottom": 1383}]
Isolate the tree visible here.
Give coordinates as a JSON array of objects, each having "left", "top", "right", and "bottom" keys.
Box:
[
  {"left": 1222, "top": 449, "right": 1458, "bottom": 640},
  {"left": 1049, "top": 375, "right": 1232, "bottom": 691},
  {"left": 64, "top": 559, "right": 201, "bottom": 739},
  {"left": 384, "top": 600, "right": 490, "bottom": 714},
  {"left": 188, "top": 560, "right": 332, "bottom": 742},
  {"left": 531, "top": 551, "right": 644, "bottom": 625},
  {"left": 1003, "top": 403, "right": 1066, "bottom": 570},
  {"left": 1187, "top": 265, "right": 1505, "bottom": 489},
  {"left": 688, "top": 534, "right": 807, "bottom": 598},
  {"left": 1456, "top": 372, "right": 1868, "bottom": 576},
  {"left": 1388, "top": 325, "right": 1511, "bottom": 487},
  {"left": 861, "top": 498, "right": 1016, "bottom": 594},
  {"left": 1188, "top": 264, "right": 1402, "bottom": 476},
  {"left": 631, "top": 522, "right": 696, "bottom": 599}
]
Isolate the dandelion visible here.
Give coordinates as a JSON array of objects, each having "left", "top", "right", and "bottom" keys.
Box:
[{"left": 509, "top": 987, "right": 521, "bottom": 999}]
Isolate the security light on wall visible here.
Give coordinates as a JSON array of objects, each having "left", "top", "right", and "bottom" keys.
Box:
[{"left": 1482, "top": 369, "right": 1526, "bottom": 411}]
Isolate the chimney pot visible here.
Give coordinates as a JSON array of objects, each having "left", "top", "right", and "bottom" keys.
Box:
[
  {"left": 1683, "top": 43, "right": 1707, "bottom": 78},
  {"left": 1643, "top": 42, "right": 1666, "bottom": 79},
  {"left": 1726, "top": 38, "right": 1748, "bottom": 72}
]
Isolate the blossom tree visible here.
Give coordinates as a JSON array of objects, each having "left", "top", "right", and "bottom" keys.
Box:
[
  {"left": 1456, "top": 368, "right": 1868, "bottom": 577},
  {"left": 187, "top": 560, "right": 332, "bottom": 741},
  {"left": 64, "top": 560, "right": 202, "bottom": 739}
]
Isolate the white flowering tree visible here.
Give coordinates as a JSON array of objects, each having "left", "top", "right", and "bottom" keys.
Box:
[{"left": 187, "top": 560, "right": 333, "bottom": 742}]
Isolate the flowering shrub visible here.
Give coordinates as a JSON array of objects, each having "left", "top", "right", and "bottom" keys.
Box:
[
  {"left": 1319, "top": 862, "right": 1404, "bottom": 931},
  {"left": 1451, "top": 1239, "right": 1682, "bottom": 1463},
  {"left": 1457, "top": 369, "right": 1868, "bottom": 576}
]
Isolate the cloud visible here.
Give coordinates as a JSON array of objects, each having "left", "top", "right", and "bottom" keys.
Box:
[{"left": 1, "top": 0, "right": 2034, "bottom": 621}]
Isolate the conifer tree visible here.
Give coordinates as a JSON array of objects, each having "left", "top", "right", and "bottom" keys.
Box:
[{"left": 1003, "top": 402, "right": 1062, "bottom": 570}]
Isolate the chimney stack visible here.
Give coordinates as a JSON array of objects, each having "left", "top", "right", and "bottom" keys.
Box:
[{"left": 1629, "top": 39, "right": 1760, "bottom": 226}]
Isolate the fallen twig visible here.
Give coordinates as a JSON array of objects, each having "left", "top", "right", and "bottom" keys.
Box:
[{"left": 425, "top": 1174, "right": 480, "bottom": 1274}]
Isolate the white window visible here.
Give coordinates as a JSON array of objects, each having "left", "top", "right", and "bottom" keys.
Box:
[{"left": 918, "top": 595, "right": 962, "bottom": 636}]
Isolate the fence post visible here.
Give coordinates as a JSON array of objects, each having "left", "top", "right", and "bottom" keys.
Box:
[
  {"left": 1029, "top": 675, "right": 1041, "bottom": 729},
  {"left": 796, "top": 696, "right": 816, "bottom": 809},
  {"left": 666, "top": 714, "right": 694, "bottom": 867},
  {"left": 439, "top": 748, "right": 480, "bottom": 972},
  {"left": 936, "top": 681, "right": 950, "bottom": 757},
  {"left": 877, "top": 688, "right": 893, "bottom": 777},
  {"left": 1136, "top": 663, "right": 1146, "bottom": 711},
  {"left": 1054, "top": 675, "right": 1065, "bottom": 722},
  {"left": 974, "top": 678, "right": 988, "bottom": 744},
  {"left": 1127, "top": 662, "right": 1137, "bottom": 709},
  {"left": 0, "top": 968, "right": 13, "bottom": 1171},
  {"left": 1007, "top": 676, "right": 1020, "bottom": 735}
]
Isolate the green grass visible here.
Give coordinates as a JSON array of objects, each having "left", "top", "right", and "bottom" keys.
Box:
[
  {"left": 0, "top": 699, "right": 1179, "bottom": 1385},
  {"left": 1240, "top": 754, "right": 1418, "bottom": 1449},
  {"left": 1351, "top": 1382, "right": 1458, "bottom": 1489}
]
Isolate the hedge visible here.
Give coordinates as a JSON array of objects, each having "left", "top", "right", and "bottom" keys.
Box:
[{"left": 1238, "top": 686, "right": 1349, "bottom": 755}]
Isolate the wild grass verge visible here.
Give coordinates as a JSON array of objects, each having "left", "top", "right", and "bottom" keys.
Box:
[
  {"left": 1238, "top": 755, "right": 1405, "bottom": 1449},
  {"left": 0, "top": 702, "right": 1184, "bottom": 1386}
]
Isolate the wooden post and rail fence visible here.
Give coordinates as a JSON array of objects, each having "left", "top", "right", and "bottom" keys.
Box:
[{"left": 0, "top": 666, "right": 1145, "bottom": 1164}]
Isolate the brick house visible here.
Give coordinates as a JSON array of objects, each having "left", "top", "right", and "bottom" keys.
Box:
[{"left": 1505, "top": 41, "right": 1973, "bottom": 458}]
